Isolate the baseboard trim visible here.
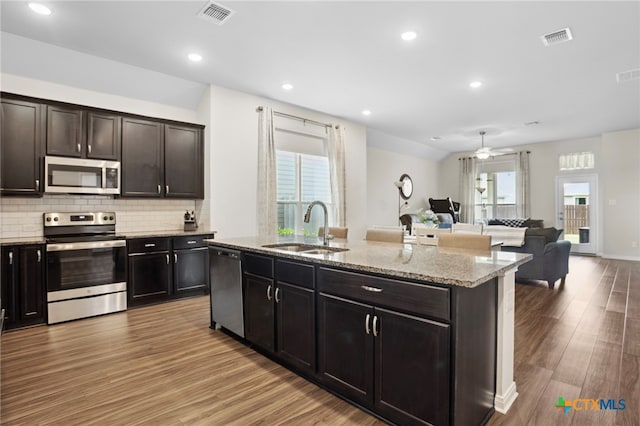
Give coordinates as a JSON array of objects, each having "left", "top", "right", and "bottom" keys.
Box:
[
  {"left": 494, "top": 381, "right": 518, "bottom": 414},
  {"left": 601, "top": 254, "right": 640, "bottom": 261}
]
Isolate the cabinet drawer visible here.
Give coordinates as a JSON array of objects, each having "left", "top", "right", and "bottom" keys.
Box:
[
  {"left": 127, "top": 237, "right": 170, "bottom": 254},
  {"left": 173, "top": 234, "right": 212, "bottom": 250},
  {"left": 243, "top": 253, "right": 274, "bottom": 278},
  {"left": 317, "top": 267, "right": 450, "bottom": 321},
  {"left": 276, "top": 259, "right": 314, "bottom": 289}
]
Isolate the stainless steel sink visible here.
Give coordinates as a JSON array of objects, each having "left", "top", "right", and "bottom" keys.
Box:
[{"left": 262, "top": 243, "right": 349, "bottom": 254}]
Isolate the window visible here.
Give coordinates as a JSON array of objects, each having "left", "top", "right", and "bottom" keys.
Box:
[
  {"left": 559, "top": 152, "right": 594, "bottom": 170},
  {"left": 276, "top": 150, "right": 331, "bottom": 236},
  {"left": 475, "top": 158, "right": 517, "bottom": 220}
]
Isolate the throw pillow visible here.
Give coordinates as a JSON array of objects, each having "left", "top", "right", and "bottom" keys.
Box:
[
  {"left": 525, "top": 227, "right": 563, "bottom": 244},
  {"left": 499, "top": 218, "right": 530, "bottom": 228}
]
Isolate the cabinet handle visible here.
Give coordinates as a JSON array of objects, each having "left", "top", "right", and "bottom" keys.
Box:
[
  {"left": 8, "top": 251, "right": 13, "bottom": 265},
  {"left": 373, "top": 315, "right": 379, "bottom": 337},
  {"left": 266, "top": 285, "right": 272, "bottom": 301},
  {"left": 187, "top": 240, "right": 197, "bottom": 244},
  {"left": 365, "top": 313, "right": 371, "bottom": 335},
  {"left": 361, "top": 285, "right": 383, "bottom": 293},
  {"left": 88, "top": 145, "right": 92, "bottom": 154},
  {"left": 144, "top": 243, "right": 156, "bottom": 248},
  {"left": 37, "top": 249, "right": 41, "bottom": 263},
  {"left": 35, "top": 179, "right": 40, "bottom": 189},
  {"left": 166, "top": 185, "right": 170, "bottom": 194},
  {"left": 77, "top": 143, "right": 81, "bottom": 153},
  {"left": 274, "top": 288, "right": 280, "bottom": 303},
  {"left": 166, "top": 254, "right": 170, "bottom": 264},
  {"left": 174, "top": 253, "right": 178, "bottom": 263},
  {"left": 157, "top": 184, "right": 161, "bottom": 194}
]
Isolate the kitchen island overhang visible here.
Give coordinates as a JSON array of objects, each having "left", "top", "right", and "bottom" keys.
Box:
[{"left": 206, "top": 236, "right": 532, "bottom": 425}]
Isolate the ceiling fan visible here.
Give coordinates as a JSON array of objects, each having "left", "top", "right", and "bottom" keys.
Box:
[{"left": 474, "top": 131, "right": 513, "bottom": 159}]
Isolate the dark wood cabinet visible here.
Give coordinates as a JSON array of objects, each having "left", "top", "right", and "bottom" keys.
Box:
[
  {"left": 46, "top": 105, "right": 85, "bottom": 157},
  {"left": 121, "top": 117, "right": 164, "bottom": 197},
  {"left": 1, "top": 245, "right": 46, "bottom": 330},
  {"left": 173, "top": 235, "right": 210, "bottom": 297},
  {"left": 243, "top": 273, "right": 275, "bottom": 352},
  {"left": 164, "top": 124, "right": 203, "bottom": 199},
  {"left": 86, "top": 111, "right": 121, "bottom": 160},
  {"left": 128, "top": 250, "right": 172, "bottom": 305},
  {"left": 0, "top": 98, "right": 44, "bottom": 195}
]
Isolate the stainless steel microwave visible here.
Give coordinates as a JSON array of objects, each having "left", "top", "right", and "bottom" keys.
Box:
[{"left": 44, "top": 156, "right": 120, "bottom": 195}]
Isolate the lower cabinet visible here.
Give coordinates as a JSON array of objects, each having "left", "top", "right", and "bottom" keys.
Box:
[
  {"left": 127, "top": 234, "right": 212, "bottom": 307},
  {"left": 1, "top": 245, "right": 46, "bottom": 330},
  {"left": 242, "top": 255, "right": 316, "bottom": 375},
  {"left": 317, "top": 293, "right": 450, "bottom": 426}
]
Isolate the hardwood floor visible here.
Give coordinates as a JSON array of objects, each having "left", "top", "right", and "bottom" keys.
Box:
[{"left": 1, "top": 256, "right": 638, "bottom": 425}]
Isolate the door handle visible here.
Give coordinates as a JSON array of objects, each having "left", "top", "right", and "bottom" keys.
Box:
[
  {"left": 174, "top": 253, "right": 178, "bottom": 263},
  {"left": 35, "top": 179, "right": 40, "bottom": 189},
  {"left": 373, "top": 315, "right": 379, "bottom": 337},
  {"left": 157, "top": 184, "right": 161, "bottom": 194},
  {"left": 37, "top": 249, "right": 41, "bottom": 263},
  {"left": 77, "top": 143, "right": 81, "bottom": 153},
  {"left": 361, "top": 285, "right": 383, "bottom": 293},
  {"left": 165, "top": 254, "right": 170, "bottom": 264},
  {"left": 274, "top": 287, "right": 280, "bottom": 303},
  {"left": 266, "top": 285, "right": 273, "bottom": 301},
  {"left": 365, "top": 313, "right": 371, "bottom": 335},
  {"left": 88, "top": 145, "right": 92, "bottom": 154},
  {"left": 166, "top": 185, "right": 169, "bottom": 194},
  {"left": 8, "top": 251, "right": 13, "bottom": 265}
]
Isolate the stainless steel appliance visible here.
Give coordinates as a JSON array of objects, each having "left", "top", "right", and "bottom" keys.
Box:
[
  {"left": 45, "top": 156, "right": 120, "bottom": 195},
  {"left": 209, "top": 247, "right": 244, "bottom": 337},
  {"left": 44, "top": 212, "right": 126, "bottom": 324}
]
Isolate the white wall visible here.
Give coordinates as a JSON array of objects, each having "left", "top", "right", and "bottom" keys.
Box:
[
  {"left": 366, "top": 146, "right": 441, "bottom": 227},
  {"left": 202, "top": 84, "right": 368, "bottom": 240},
  {"left": 438, "top": 129, "right": 640, "bottom": 259}
]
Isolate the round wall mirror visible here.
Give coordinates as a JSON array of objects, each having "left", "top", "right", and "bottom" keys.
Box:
[{"left": 398, "top": 174, "right": 413, "bottom": 200}]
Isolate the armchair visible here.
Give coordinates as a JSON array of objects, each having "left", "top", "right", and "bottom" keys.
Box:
[
  {"left": 428, "top": 197, "right": 460, "bottom": 223},
  {"left": 501, "top": 235, "right": 571, "bottom": 289}
]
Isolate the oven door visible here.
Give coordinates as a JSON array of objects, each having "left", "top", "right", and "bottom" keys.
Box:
[{"left": 46, "top": 240, "right": 126, "bottom": 292}]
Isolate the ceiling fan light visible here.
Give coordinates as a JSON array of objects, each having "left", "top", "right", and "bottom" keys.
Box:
[{"left": 476, "top": 152, "right": 490, "bottom": 160}]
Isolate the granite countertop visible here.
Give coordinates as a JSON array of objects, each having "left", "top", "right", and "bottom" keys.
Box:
[
  {"left": 205, "top": 236, "right": 533, "bottom": 288},
  {"left": 1, "top": 229, "right": 217, "bottom": 246}
]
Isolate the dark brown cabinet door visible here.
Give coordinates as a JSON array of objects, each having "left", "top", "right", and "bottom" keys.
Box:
[
  {"left": 164, "top": 124, "right": 203, "bottom": 199},
  {"left": 46, "top": 105, "right": 84, "bottom": 157},
  {"left": 128, "top": 252, "right": 172, "bottom": 305},
  {"left": 87, "top": 112, "right": 121, "bottom": 160},
  {"left": 121, "top": 117, "right": 164, "bottom": 197},
  {"left": 374, "top": 308, "right": 450, "bottom": 426},
  {"left": 18, "top": 246, "right": 45, "bottom": 323},
  {"left": 276, "top": 282, "right": 315, "bottom": 374},
  {"left": 1, "top": 245, "right": 46, "bottom": 330},
  {"left": 317, "top": 293, "right": 374, "bottom": 407},
  {"left": 243, "top": 274, "right": 275, "bottom": 352},
  {"left": 0, "top": 98, "right": 44, "bottom": 195},
  {"left": 173, "top": 247, "right": 209, "bottom": 296}
]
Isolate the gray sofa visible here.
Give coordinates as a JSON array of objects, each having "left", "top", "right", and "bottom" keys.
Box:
[{"left": 501, "top": 232, "right": 571, "bottom": 289}]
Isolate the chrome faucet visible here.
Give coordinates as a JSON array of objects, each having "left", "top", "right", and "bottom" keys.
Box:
[{"left": 304, "top": 201, "right": 330, "bottom": 246}]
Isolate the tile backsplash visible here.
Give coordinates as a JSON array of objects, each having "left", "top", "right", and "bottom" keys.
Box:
[{"left": 0, "top": 195, "right": 209, "bottom": 238}]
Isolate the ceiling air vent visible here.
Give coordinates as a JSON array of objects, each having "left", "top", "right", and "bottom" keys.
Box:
[
  {"left": 198, "top": 1, "right": 235, "bottom": 25},
  {"left": 617, "top": 68, "right": 640, "bottom": 84},
  {"left": 540, "top": 28, "right": 573, "bottom": 46}
]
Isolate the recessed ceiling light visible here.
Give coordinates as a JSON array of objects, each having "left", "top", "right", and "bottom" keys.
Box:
[
  {"left": 401, "top": 31, "right": 417, "bottom": 41},
  {"left": 187, "top": 53, "right": 203, "bottom": 62},
  {"left": 362, "top": 110, "right": 372, "bottom": 116},
  {"left": 28, "top": 2, "right": 52, "bottom": 15},
  {"left": 469, "top": 81, "right": 483, "bottom": 89},
  {"left": 281, "top": 83, "right": 293, "bottom": 91}
]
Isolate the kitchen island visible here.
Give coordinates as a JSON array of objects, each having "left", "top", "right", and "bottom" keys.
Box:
[{"left": 206, "top": 236, "right": 531, "bottom": 426}]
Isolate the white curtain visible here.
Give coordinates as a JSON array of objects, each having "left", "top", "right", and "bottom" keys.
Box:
[
  {"left": 256, "top": 107, "right": 277, "bottom": 239},
  {"left": 516, "top": 151, "right": 531, "bottom": 218},
  {"left": 459, "top": 156, "right": 477, "bottom": 224},
  {"left": 327, "top": 125, "right": 347, "bottom": 226}
]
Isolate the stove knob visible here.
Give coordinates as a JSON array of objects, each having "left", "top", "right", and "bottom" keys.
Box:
[
  {"left": 103, "top": 216, "right": 108, "bottom": 221},
  {"left": 109, "top": 215, "right": 114, "bottom": 221},
  {"left": 46, "top": 217, "right": 51, "bottom": 222},
  {"left": 53, "top": 217, "right": 59, "bottom": 222}
]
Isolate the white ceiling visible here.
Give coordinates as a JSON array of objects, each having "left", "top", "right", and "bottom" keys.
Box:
[{"left": 1, "top": 1, "right": 639, "bottom": 155}]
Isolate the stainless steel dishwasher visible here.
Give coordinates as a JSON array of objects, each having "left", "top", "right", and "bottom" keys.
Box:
[{"left": 209, "top": 247, "right": 244, "bottom": 337}]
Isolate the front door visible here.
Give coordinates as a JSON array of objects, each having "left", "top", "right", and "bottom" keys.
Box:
[{"left": 556, "top": 175, "right": 597, "bottom": 254}]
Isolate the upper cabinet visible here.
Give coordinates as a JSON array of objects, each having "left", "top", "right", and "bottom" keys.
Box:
[
  {"left": 121, "top": 119, "right": 204, "bottom": 199},
  {"left": 164, "top": 124, "right": 203, "bottom": 199},
  {"left": 46, "top": 105, "right": 121, "bottom": 160},
  {"left": 0, "top": 97, "right": 45, "bottom": 196}
]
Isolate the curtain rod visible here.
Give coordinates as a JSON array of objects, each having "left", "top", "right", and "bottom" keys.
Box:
[
  {"left": 256, "top": 106, "right": 334, "bottom": 129},
  {"left": 458, "top": 150, "right": 531, "bottom": 160}
]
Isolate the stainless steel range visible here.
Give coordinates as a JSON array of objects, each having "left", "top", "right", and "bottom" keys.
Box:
[{"left": 44, "top": 212, "right": 127, "bottom": 324}]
